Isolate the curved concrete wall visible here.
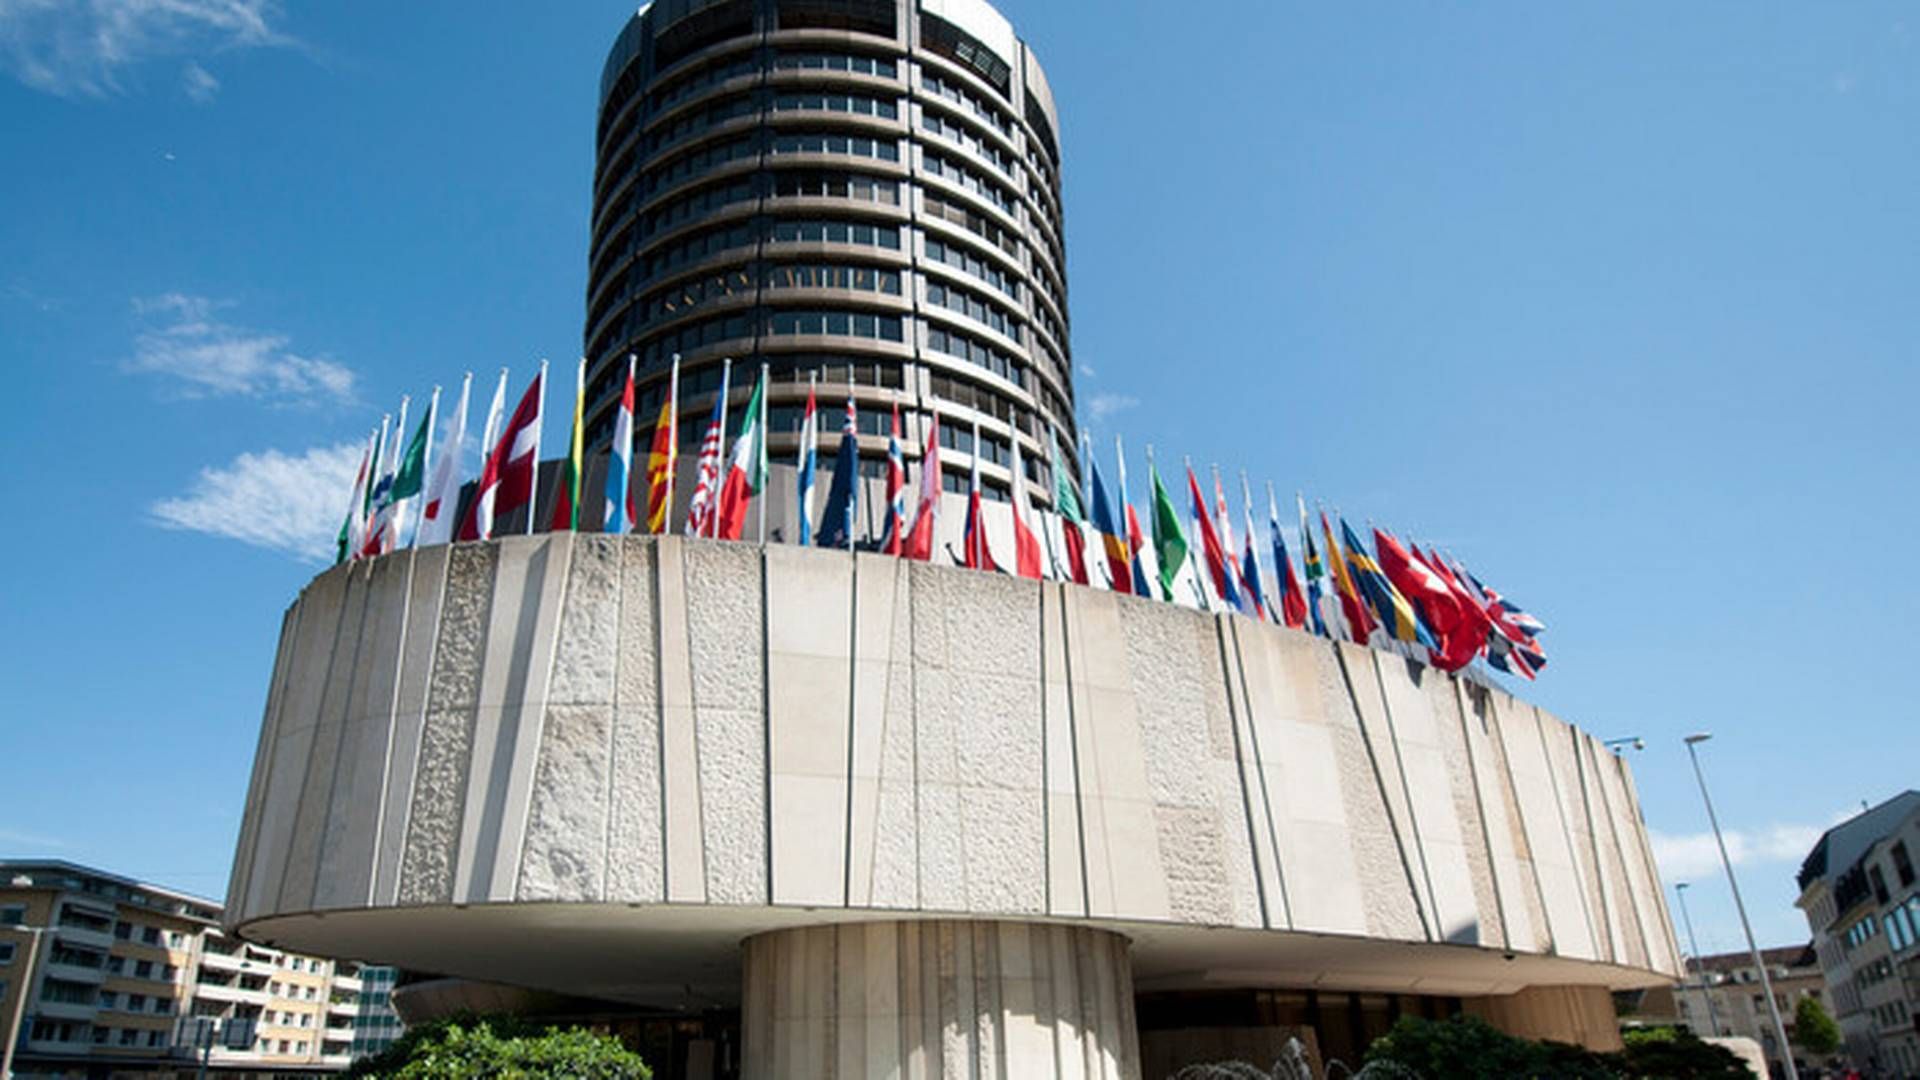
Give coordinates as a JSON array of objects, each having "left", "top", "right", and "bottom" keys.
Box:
[{"left": 227, "top": 534, "right": 1680, "bottom": 1004}]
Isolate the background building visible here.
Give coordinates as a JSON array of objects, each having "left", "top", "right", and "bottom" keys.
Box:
[
  {"left": 1645, "top": 943, "right": 1825, "bottom": 1078},
  {"left": 0, "top": 859, "right": 398, "bottom": 1076},
  {"left": 1795, "top": 790, "right": 1920, "bottom": 1075},
  {"left": 584, "top": 0, "right": 1080, "bottom": 519}
]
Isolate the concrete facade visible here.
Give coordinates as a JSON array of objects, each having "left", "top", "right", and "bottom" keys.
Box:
[{"left": 227, "top": 535, "right": 1679, "bottom": 1076}]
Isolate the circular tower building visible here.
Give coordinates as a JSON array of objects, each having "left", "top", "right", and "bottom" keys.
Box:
[{"left": 584, "top": 0, "right": 1077, "bottom": 521}]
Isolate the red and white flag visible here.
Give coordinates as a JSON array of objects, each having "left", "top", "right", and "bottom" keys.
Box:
[
  {"left": 1008, "top": 435, "right": 1044, "bottom": 579},
  {"left": 901, "top": 410, "right": 941, "bottom": 561},
  {"left": 458, "top": 365, "right": 544, "bottom": 542},
  {"left": 685, "top": 361, "right": 731, "bottom": 536},
  {"left": 416, "top": 373, "right": 472, "bottom": 547}
]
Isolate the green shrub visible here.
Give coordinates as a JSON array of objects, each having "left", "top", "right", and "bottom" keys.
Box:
[
  {"left": 347, "top": 1015, "right": 651, "bottom": 1079},
  {"left": 1363, "top": 1016, "right": 1749, "bottom": 1080},
  {"left": 1618, "top": 1025, "right": 1751, "bottom": 1079}
]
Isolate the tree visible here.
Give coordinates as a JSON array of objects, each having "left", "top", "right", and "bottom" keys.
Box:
[
  {"left": 347, "top": 1016, "right": 651, "bottom": 1079},
  {"left": 1793, "top": 994, "right": 1842, "bottom": 1057}
]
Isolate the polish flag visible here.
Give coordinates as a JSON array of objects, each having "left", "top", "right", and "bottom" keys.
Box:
[{"left": 1007, "top": 435, "right": 1044, "bottom": 579}]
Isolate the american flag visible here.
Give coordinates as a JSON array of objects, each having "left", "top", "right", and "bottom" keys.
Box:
[{"left": 685, "top": 417, "right": 724, "bottom": 536}]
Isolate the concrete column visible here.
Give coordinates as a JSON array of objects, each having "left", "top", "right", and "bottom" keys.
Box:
[{"left": 742, "top": 919, "right": 1140, "bottom": 1080}]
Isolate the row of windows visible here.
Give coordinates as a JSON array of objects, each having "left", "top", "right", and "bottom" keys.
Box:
[
  {"left": 773, "top": 90, "right": 897, "bottom": 119},
  {"left": 90, "top": 1025, "right": 170, "bottom": 1049},
  {"left": 774, "top": 169, "right": 900, "bottom": 205},
  {"left": 774, "top": 51, "right": 897, "bottom": 78},
  {"left": 767, "top": 262, "right": 902, "bottom": 294},
  {"left": 1870, "top": 999, "right": 1912, "bottom": 1031},
  {"left": 920, "top": 71, "right": 1012, "bottom": 138},
  {"left": 644, "top": 134, "right": 758, "bottom": 196},
  {"left": 920, "top": 110, "right": 1016, "bottom": 180},
  {"left": 922, "top": 192, "right": 1022, "bottom": 261},
  {"left": 770, "top": 130, "right": 900, "bottom": 161},
  {"left": 644, "top": 92, "right": 759, "bottom": 156},
  {"left": 923, "top": 236, "right": 1017, "bottom": 299},
  {"left": 635, "top": 307, "right": 906, "bottom": 366},
  {"left": 922, "top": 150, "right": 1014, "bottom": 216},
  {"left": 643, "top": 175, "right": 756, "bottom": 238},
  {"left": 1844, "top": 914, "right": 1881, "bottom": 952},
  {"left": 644, "top": 220, "right": 757, "bottom": 278},
  {"left": 771, "top": 217, "right": 902, "bottom": 248},
  {"left": 769, "top": 308, "right": 905, "bottom": 341},
  {"left": 642, "top": 267, "right": 757, "bottom": 324},
  {"left": 94, "top": 988, "right": 172, "bottom": 1013},
  {"left": 926, "top": 325, "right": 1024, "bottom": 389},
  {"left": 926, "top": 279, "right": 1019, "bottom": 341},
  {"left": 1882, "top": 893, "right": 1920, "bottom": 952},
  {"left": 643, "top": 53, "right": 761, "bottom": 125}
]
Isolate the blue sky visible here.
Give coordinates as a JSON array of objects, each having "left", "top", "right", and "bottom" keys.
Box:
[{"left": 2, "top": 1, "right": 1915, "bottom": 956}]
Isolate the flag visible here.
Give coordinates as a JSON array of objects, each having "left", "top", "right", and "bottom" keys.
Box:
[
  {"left": 1087, "top": 453, "right": 1132, "bottom": 594},
  {"left": 685, "top": 361, "right": 730, "bottom": 536},
  {"left": 1050, "top": 430, "right": 1089, "bottom": 584},
  {"left": 1238, "top": 475, "right": 1267, "bottom": 620},
  {"left": 1267, "top": 486, "right": 1307, "bottom": 629},
  {"left": 1454, "top": 559, "right": 1547, "bottom": 678},
  {"left": 880, "top": 404, "right": 906, "bottom": 555},
  {"left": 604, "top": 359, "right": 638, "bottom": 534},
  {"left": 1213, "top": 468, "right": 1255, "bottom": 616},
  {"left": 417, "top": 374, "right": 470, "bottom": 547},
  {"left": 550, "top": 358, "right": 586, "bottom": 531},
  {"left": 335, "top": 432, "right": 374, "bottom": 564},
  {"left": 1298, "top": 497, "right": 1329, "bottom": 636},
  {"left": 1375, "top": 527, "right": 1477, "bottom": 670},
  {"left": 356, "top": 410, "right": 395, "bottom": 560},
  {"left": 382, "top": 391, "right": 435, "bottom": 550},
  {"left": 1414, "top": 543, "right": 1492, "bottom": 671},
  {"left": 1186, "top": 465, "right": 1241, "bottom": 610},
  {"left": 644, "top": 356, "right": 678, "bottom": 534},
  {"left": 457, "top": 371, "right": 509, "bottom": 543},
  {"left": 1148, "top": 460, "right": 1188, "bottom": 602},
  {"left": 902, "top": 411, "right": 941, "bottom": 561},
  {"left": 795, "top": 376, "right": 819, "bottom": 545},
  {"left": 1322, "top": 511, "right": 1375, "bottom": 643},
  {"left": 819, "top": 391, "right": 860, "bottom": 549},
  {"left": 961, "top": 421, "right": 995, "bottom": 571},
  {"left": 361, "top": 400, "right": 414, "bottom": 559},
  {"left": 1126, "top": 503, "right": 1154, "bottom": 596},
  {"left": 1008, "top": 433, "right": 1044, "bottom": 578},
  {"left": 714, "top": 366, "right": 767, "bottom": 541},
  {"left": 458, "top": 365, "right": 544, "bottom": 542},
  {"left": 1341, "top": 519, "right": 1433, "bottom": 650}
]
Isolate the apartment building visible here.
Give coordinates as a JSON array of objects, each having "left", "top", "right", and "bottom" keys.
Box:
[
  {"left": 1796, "top": 791, "right": 1920, "bottom": 1076},
  {"left": 1668, "top": 944, "right": 1826, "bottom": 1078},
  {"left": 1, "top": 859, "right": 396, "bottom": 1077}
]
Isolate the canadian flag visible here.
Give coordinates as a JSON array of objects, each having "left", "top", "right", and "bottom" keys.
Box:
[
  {"left": 1007, "top": 435, "right": 1044, "bottom": 579},
  {"left": 458, "top": 365, "right": 544, "bottom": 542},
  {"left": 901, "top": 411, "right": 941, "bottom": 561}
]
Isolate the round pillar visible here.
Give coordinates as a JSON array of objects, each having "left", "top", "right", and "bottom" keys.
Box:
[{"left": 742, "top": 919, "right": 1140, "bottom": 1079}]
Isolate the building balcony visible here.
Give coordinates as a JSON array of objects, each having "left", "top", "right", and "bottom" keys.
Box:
[
  {"left": 325, "top": 997, "right": 356, "bottom": 1015},
  {"left": 324, "top": 1024, "right": 354, "bottom": 1041},
  {"left": 35, "top": 998, "right": 101, "bottom": 1021},
  {"left": 193, "top": 982, "right": 270, "bottom": 1007},
  {"left": 332, "top": 974, "right": 363, "bottom": 993},
  {"left": 51, "top": 923, "right": 115, "bottom": 951},
  {"left": 42, "top": 960, "right": 107, "bottom": 984}
]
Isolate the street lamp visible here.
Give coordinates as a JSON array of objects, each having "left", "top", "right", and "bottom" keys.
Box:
[
  {"left": 1, "top": 923, "right": 49, "bottom": 1080},
  {"left": 1673, "top": 882, "right": 1722, "bottom": 1037},
  {"left": 1684, "top": 732, "right": 1798, "bottom": 1080},
  {"left": 1603, "top": 736, "right": 1646, "bottom": 754}
]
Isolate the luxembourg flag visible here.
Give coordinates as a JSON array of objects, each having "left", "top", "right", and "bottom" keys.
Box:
[
  {"left": 603, "top": 358, "right": 638, "bottom": 534},
  {"left": 795, "top": 375, "right": 819, "bottom": 546},
  {"left": 880, "top": 404, "right": 906, "bottom": 555}
]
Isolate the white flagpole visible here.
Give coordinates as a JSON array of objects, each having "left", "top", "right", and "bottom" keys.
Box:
[
  {"left": 528, "top": 359, "right": 547, "bottom": 537},
  {"left": 663, "top": 354, "right": 678, "bottom": 534},
  {"left": 409, "top": 385, "right": 441, "bottom": 548},
  {"left": 712, "top": 358, "right": 732, "bottom": 539},
  {"left": 758, "top": 360, "right": 770, "bottom": 546},
  {"left": 1182, "top": 455, "right": 1213, "bottom": 612},
  {"left": 846, "top": 366, "right": 858, "bottom": 553}
]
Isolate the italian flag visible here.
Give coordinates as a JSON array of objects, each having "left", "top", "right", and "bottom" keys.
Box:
[{"left": 714, "top": 366, "right": 768, "bottom": 541}]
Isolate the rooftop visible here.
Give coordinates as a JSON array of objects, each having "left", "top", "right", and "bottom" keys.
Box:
[{"left": 1796, "top": 790, "right": 1920, "bottom": 892}]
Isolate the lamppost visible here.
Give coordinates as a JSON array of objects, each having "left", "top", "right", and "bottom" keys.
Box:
[
  {"left": 1684, "top": 732, "right": 1797, "bottom": 1080},
  {"left": 1, "top": 923, "right": 49, "bottom": 1080},
  {"left": 1673, "top": 882, "right": 1722, "bottom": 1037}
]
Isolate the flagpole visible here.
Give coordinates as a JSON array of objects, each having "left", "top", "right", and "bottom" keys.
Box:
[
  {"left": 713, "top": 358, "right": 732, "bottom": 539},
  {"left": 528, "top": 360, "right": 546, "bottom": 537},
  {"left": 410, "top": 385, "right": 441, "bottom": 548},
  {"left": 662, "top": 354, "right": 678, "bottom": 534},
  {"left": 846, "top": 365, "right": 858, "bottom": 554},
  {"left": 758, "top": 360, "right": 770, "bottom": 546}
]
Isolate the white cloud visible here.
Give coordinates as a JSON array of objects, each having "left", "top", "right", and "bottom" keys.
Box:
[
  {"left": 127, "top": 293, "right": 355, "bottom": 403},
  {"left": 151, "top": 441, "right": 363, "bottom": 562},
  {"left": 1077, "top": 362, "right": 1097, "bottom": 379},
  {"left": 0, "top": 0, "right": 285, "bottom": 98},
  {"left": 181, "top": 59, "right": 217, "bottom": 101},
  {"left": 0, "top": 826, "right": 65, "bottom": 849},
  {"left": 1088, "top": 392, "right": 1139, "bottom": 421},
  {"left": 1649, "top": 823, "right": 1827, "bottom": 883}
]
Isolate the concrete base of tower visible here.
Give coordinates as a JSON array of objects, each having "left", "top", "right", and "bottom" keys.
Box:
[
  {"left": 1463, "top": 984, "right": 1625, "bottom": 1052},
  {"left": 740, "top": 920, "right": 1140, "bottom": 1080}
]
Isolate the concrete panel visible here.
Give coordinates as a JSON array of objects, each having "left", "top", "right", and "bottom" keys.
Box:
[
  {"left": 1472, "top": 686, "right": 1554, "bottom": 955},
  {"left": 1425, "top": 670, "right": 1504, "bottom": 949},
  {"left": 865, "top": 557, "right": 920, "bottom": 910},
  {"left": 457, "top": 533, "right": 572, "bottom": 903},
  {"left": 1580, "top": 732, "right": 1651, "bottom": 970},
  {"left": 1040, "top": 584, "right": 1087, "bottom": 918},
  {"left": 1613, "top": 751, "right": 1683, "bottom": 977},
  {"left": 1066, "top": 586, "right": 1165, "bottom": 922},
  {"left": 374, "top": 543, "right": 451, "bottom": 907},
  {"left": 316, "top": 552, "right": 417, "bottom": 910},
  {"left": 519, "top": 536, "right": 623, "bottom": 901},
  {"left": 765, "top": 543, "right": 852, "bottom": 908},
  {"left": 1373, "top": 654, "right": 1482, "bottom": 946},
  {"left": 277, "top": 562, "right": 372, "bottom": 912},
  {"left": 683, "top": 541, "right": 768, "bottom": 905},
  {"left": 606, "top": 538, "right": 663, "bottom": 902},
  {"left": 1452, "top": 681, "right": 1537, "bottom": 955},
  {"left": 1324, "top": 641, "right": 1428, "bottom": 942},
  {"left": 398, "top": 541, "right": 497, "bottom": 906},
  {"left": 653, "top": 537, "right": 706, "bottom": 903},
  {"left": 1497, "top": 698, "right": 1598, "bottom": 960},
  {"left": 1539, "top": 708, "right": 1613, "bottom": 963},
  {"left": 226, "top": 600, "right": 301, "bottom": 926}
]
